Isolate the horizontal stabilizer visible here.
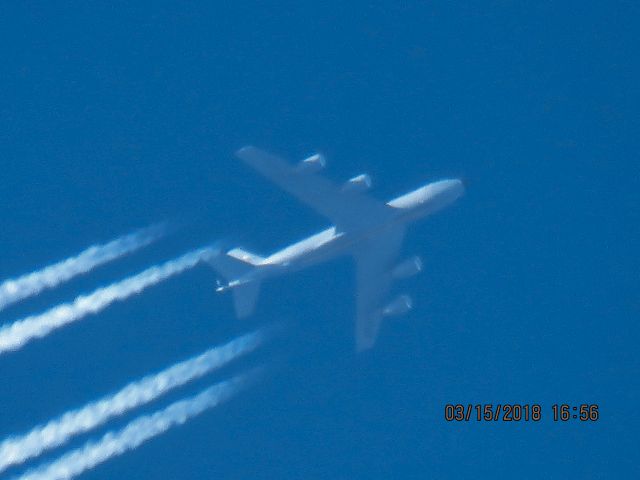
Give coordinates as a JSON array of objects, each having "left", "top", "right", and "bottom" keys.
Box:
[
  {"left": 227, "top": 248, "right": 264, "bottom": 266},
  {"left": 232, "top": 281, "right": 262, "bottom": 318},
  {"left": 208, "top": 248, "right": 263, "bottom": 281},
  {"left": 207, "top": 248, "right": 264, "bottom": 319}
]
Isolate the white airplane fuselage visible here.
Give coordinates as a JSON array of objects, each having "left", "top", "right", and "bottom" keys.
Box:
[{"left": 231, "top": 179, "right": 464, "bottom": 286}]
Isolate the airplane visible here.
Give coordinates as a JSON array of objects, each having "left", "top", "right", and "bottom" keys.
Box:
[{"left": 210, "top": 146, "right": 465, "bottom": 351}]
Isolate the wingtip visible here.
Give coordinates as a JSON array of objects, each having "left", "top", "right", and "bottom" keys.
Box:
[{"left": 215, "top": 279, "right": 227, "bottom": 293}]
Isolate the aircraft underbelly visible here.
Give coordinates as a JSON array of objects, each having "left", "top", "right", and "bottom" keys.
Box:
[
  {"left": 277, "top": 221, "right": 401, "bottom": 272},
  {"left": 291, "top": 236, "right": 346, "bottom": 269},
  {"left": 277, "top": 231, "right": 355, "bottom": 271}
]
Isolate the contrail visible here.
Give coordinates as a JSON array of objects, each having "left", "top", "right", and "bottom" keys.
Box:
[
  {"left": 0, "top": 247, "right": 217, "bottom": 355},
  {"left": 0, "top": 328, "right": 270, "bottom": 473},
  {"left": 0, "top": 224, "right": 168, "bottom": 313},
  {"left": 14, "top": 369, "right": 261, "bottom": 480}
]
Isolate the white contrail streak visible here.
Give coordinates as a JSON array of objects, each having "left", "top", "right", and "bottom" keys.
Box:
[
  {"left": 0, "top": 224, "right": 167, "bottom": 313},
  {"left": 15, "top": 370, "right": 260, "bottom": 480},
  {"left": 0, "top": 247, "right": 217, "bottom": 355},
  {"left": 0, "top": 328, "right": 269, "bottom": 473}
]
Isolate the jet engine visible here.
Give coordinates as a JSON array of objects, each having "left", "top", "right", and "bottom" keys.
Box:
[
  {"left": 297, "top": 153, "right": 326, "bottom": 173},
  {"left": 341, "top": 173, "right": 372, "bottom": 193},
  {"left": 382, "top": 294, "right": 413, "bottom": 317},
  {"left": 391, "top": 256, "right": 423, "bottom": 280}
]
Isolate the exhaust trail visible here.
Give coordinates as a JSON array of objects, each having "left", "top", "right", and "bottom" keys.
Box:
[
  {"left": 15, "top": 369, "right": 262, "bottom": 480},
  {"left": 0, "top": 246, "right": 217, "bottom": 355},
  {"left": 0, "top": 328, "right": 271, "bottom": 473},
  {"left": 0, "top": 223, "right": 167, "bottom": 313}
]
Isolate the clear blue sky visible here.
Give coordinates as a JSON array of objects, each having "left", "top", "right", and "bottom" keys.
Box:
[{"left": 0, "top": 2, "right": 637, "bottom": 478}]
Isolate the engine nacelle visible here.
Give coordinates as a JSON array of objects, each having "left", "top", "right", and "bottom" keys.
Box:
[
  {"left": 382, "top": 294, "right": 413, "bottom": 317},
  {"left": 296, "top": 153, "right": 326, "bottom": 174},
  {"left": 341, "top": 173, "right": 372, "bottom": 193},
  {"left": 392, "top": 256, "right": 423, "bottom": 280}
]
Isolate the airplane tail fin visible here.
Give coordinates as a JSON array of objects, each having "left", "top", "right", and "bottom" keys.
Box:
[{"left": 208, "top": 248, "right": 264, "bottom": 318}]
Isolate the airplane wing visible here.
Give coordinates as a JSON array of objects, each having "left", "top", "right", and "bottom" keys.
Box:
[
  {"left": 354, "top": 225, "right": 405, "bottom": 351},
  {"left": 235, "top": 146, "right": 395, "bottom": 231}
]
